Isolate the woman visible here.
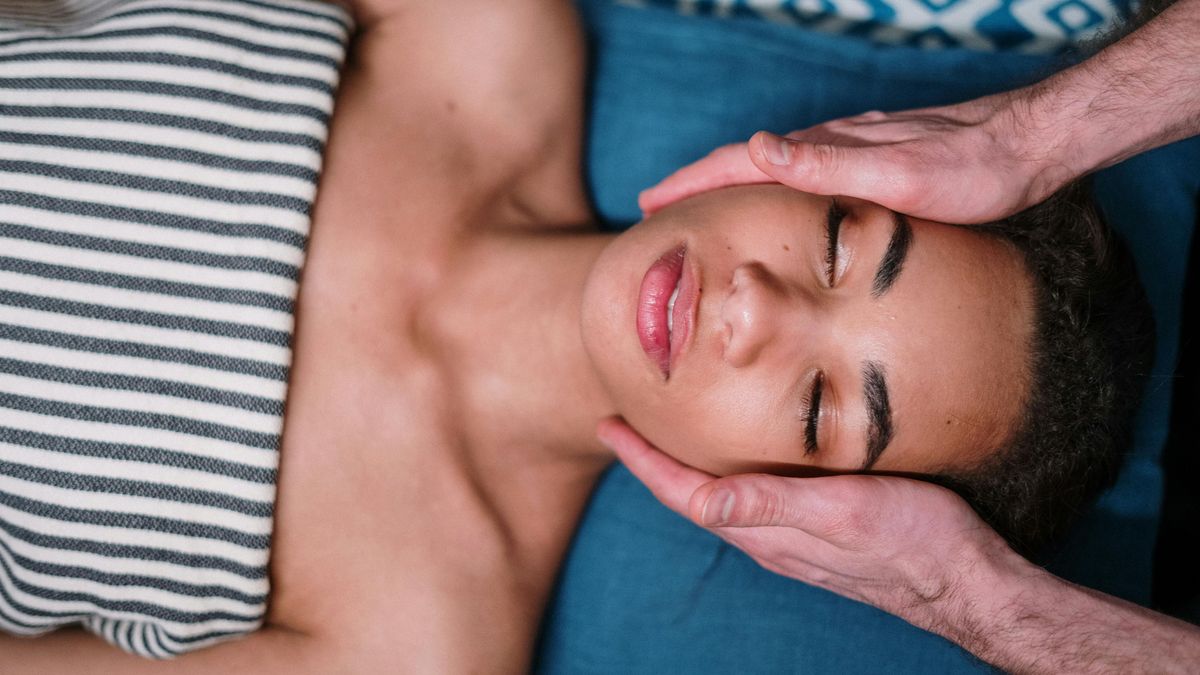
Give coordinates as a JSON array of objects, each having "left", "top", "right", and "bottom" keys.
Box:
[{"left": 0, "top": 0, "right": 1151, "bottom": 671}]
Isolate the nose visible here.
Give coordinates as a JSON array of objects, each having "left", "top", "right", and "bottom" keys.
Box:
[{"left": 722, "top": 262, "right": 807, "bottom": 367}]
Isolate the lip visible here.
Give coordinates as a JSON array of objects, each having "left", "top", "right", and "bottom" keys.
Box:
[
  {"left": 669, "top": 249, "right": 698, "bottom": 375},
  {"left": 636, "top": 245, "right": 698, "bottom": 378}
]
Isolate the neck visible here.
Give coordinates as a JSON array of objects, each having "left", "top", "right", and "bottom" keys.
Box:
[
  {"left": 407, "top": 226, "right": 620, "bottom": 618},
  {"left": 425, "top": 227, "right": 618, "bottom": 466}
]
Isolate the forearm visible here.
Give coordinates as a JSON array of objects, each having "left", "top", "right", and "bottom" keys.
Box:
[
  {"left": 1016, "top": 0, "right": 1200, "bottom": 180},
  {"left": 931, "top": 549, "right": 1200, "bottom": 674}
]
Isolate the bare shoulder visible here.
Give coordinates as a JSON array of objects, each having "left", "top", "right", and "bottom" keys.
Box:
[
  {"left": 322, "top": 0, "right": 589, "bottom": 228},
  {"left": 345, "top": 0, "right": 584, "bottom": 135}
]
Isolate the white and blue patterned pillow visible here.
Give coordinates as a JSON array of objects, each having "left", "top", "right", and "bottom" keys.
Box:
[{"left": 622, "top": 0, "right": 1135, "bottom": 52}]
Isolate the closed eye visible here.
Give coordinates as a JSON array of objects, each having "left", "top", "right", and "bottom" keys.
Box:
[
  {"left": 802, "top": 371, "right": 824, "bottom": 455},
  {"left": 825, "top": 199, "right": 846, "bottom": 285}
]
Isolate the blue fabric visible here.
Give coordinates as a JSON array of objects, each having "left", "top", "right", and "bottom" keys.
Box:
[{"left": 537, "top": 1, "right": 1200, "bottom": 672}]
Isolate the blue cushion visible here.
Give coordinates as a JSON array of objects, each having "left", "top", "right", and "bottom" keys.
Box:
[{"left": 537, "top": 1, "right": 1200, "bottom": 672}]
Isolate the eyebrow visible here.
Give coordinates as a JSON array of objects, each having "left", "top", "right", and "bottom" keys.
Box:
[
  {"left": 871, "top": 211, "right": 913, "bottom": 297},
  {"left": 861, "top": 361, "right": 894, "bottom": 470}
]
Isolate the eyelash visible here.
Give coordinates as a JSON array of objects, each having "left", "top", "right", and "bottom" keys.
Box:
[
  {"left": 802, "top": 371, "right": 824, "bottom": 456},
  {"left": 825, "top": 200, "right": 846, "bottom": 285},
  {"left": 802, "top": 200, "right": 847, "bottom": 456}
]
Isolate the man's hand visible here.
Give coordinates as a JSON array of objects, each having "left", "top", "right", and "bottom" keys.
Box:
[
  {"left": 638, "top": 94, "right": 1073, "bottom": 225},
  {"left": 600, "top": 417, "right": 1200, "bottom": 674},
  {"left": 595, "top": 417, "right": 1026, "bottom": 631},
  {"left": 641, "top": 0, "right": 1200, "bottom": 226}
]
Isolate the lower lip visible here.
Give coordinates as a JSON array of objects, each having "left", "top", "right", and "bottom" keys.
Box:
[{"left": 636, "top": 245, "right": 695, "bottom": 377}]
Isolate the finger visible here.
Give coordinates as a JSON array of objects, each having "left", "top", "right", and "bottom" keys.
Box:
[
  {"left": 597, "top": 417, "right": 716, "bottom": 516},
  {"left": 688, "top": 473, "right": 879, "bottom": 541},
  {"left": 705, "top": 518, "right": 850, "bottom": 587},
  {"left": 637, "top": 143, "right": 774, "bottom": 215},
  {"left": 708, "top": 516, "right": 825, "bottom": 558},
  {"left": 749, "top": 131, "right": 900, "bottom": 204}
]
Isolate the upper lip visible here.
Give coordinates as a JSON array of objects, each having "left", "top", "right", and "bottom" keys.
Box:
[{"left": 669, "top": 250, "right": 699, "bottom": 376}]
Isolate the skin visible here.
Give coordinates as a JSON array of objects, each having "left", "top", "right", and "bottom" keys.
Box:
[
  {"left": 0, "top": 0, "right": 1038, "bottom": 671},
  {"left": 584, "top": 185, "right": 1033, "bottom": 476}
]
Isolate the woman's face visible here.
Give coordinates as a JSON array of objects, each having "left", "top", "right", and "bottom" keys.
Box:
[{"left": 581, "top": 185, "right": 1035, "bottom": 476}]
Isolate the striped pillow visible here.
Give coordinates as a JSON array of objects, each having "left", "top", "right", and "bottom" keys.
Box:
[{"left": 0, "top": 0, "right": 349, "bottom": 658}]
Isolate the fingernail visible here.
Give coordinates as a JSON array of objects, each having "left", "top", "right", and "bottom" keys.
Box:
[
  {"left": 701, "top": 489, "right": 735, "bottom": 526},
  {"left": 761, "top": 132, "right": 793, "bottom": 166}
]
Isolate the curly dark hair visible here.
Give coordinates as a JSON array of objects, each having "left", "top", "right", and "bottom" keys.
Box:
[{"left": 931, "top": 180, "right": 1155, "bottom": 558}]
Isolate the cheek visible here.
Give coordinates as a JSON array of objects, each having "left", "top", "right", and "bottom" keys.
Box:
[{"left": 628, "top": 373, "right": 797, "bottom": 476}]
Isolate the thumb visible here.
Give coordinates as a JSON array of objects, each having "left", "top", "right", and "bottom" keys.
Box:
[
  {"left": 689, "top": 474, "right": 813, "bottom": 529},
  {"left": 749, "top": 131, "right": 882, "bottom": 201},
  {"left": 688, "top": 474, "right": 877, "bottom": 541}
]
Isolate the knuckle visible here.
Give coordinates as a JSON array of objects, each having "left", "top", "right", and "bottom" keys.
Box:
[
  {"left": 809, "top": 142, "right": 840, "bottom": 168},
  {"left": 791, "top": 143, "right": 842, "bottom": 180},
  {"left": 821, "top": 506, "right": 861, "bottom": 540},
  {"left": 821, "top": 484, "right": 880, "bottom": 541},
  {"left": 872, "top": 150, "right": 923, "bottom": 203},
  {"left": 842, "top": 507, "right": 879, "bottom": 537},
  {"left": 743, "top": 483, "right": 787, "bottom": 527}
]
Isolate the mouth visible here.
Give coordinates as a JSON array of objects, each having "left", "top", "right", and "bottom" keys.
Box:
[{"left": 636, "top": 244, "right": 698, "bottom": 378}]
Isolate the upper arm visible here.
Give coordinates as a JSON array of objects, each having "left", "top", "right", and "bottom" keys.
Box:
[
  {"left": 312, "top": 0, "right": 588, "bottom": 236},
  {"left": 0, "top": 627, "right": 332, "bottom": 675},
  {"left": 349, "top": 1, "right": 586, "bottom": 169}
]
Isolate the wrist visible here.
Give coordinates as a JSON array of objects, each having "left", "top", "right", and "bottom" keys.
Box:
[
  {"left": 968, "top": 86, "right": 1085, "bottom": 210},
  {"left": 992, "top": 80, "right": 1106, "bottom": 199},
  {"left": 915, "top": 536, "right": 1050, "bottom": 663},
  {"left": 999, "top": 0, "right": 1200, "bottom": 187}
]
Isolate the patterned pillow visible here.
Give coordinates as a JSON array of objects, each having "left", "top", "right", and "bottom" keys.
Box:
[{"left": 622, "top": 0, "right": 1134, "bottom": 52}]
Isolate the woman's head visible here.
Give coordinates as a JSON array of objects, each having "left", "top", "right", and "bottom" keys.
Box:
[
  {"left": 937, "top": 182, "right": 1154, "bottom": 556},
  {"left": 581, "top": 182, "right": 1152, "bottom": 555},
  {"left": 583, "top": 184, "right": 1036, "bottom": 476}
]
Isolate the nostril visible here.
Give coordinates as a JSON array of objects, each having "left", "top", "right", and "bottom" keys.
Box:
[
  {"left": 731, "top": 263, "right": 755, "bottom": 289},
  {"left": 722, "top": 268, "right": 758, "bottom": 366},
  {"left": 721, "top": 262, "right": 784, "bottom": 368},
  {"left": 720, "top": 267, "right": 741, "bottom": 355}
]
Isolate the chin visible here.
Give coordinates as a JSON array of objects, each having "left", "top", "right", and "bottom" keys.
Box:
[{"left": 580, "top": 231, "right": 646, "bottom": 397}]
